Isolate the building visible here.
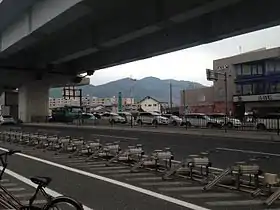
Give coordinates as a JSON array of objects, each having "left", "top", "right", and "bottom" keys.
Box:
[
  {"left": 181, "top": 47, "right": 280, "bottom": 116},
  {"left": 49, "top": 96, "right": 135, "bottom": 110},
  {"left": 181, "top": 87, "right": 215, "bottom": 114},
  {"left": 138, "top": 96, "right": 163, "bottom": 113}
]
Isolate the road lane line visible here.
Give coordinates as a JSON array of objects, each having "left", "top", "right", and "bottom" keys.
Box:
[
  {"left": 1, "top": 183, "right": 17, "bottom": 187},
  {"left": 206, "top": 200, "right": 268, "bottom": 206},
  {"left": 141, "top": 181, "right": 190, "bottom": 186},
  {"left": 89, "top": 166, "right": 127, "bottom": 170},
  {"left": 0, "top": 187, "right": 25, "bottom": 192},
  {"left": 1, "top": 167, "right": 93, "bottom": 210},
  {"left": 21, "top": 200, "right": 46, "bottom": 205},
  {"left": 182, "top": 193, "right": 239, "bottom": 198},
  {"left": 126, "top": 177, "right": 162, "bottom": 181},
  {"left": 112, "top": 173, "right": 153, "bottom": 178},
  {"left": 97, "top": 169, "right": 131, "bottom": 174},
  {"left": 91, "top": 134, "right": 138, "bottom": 140},
  {"left": 0, "top": 148, "right": 209, "bottom": 210},
  {"left": 158, "top": 186, "right": 202, "bottom": 192},
  {"left": 14, "top": 193, "right": 34, "bottom": 198},
  {"left": 216, "top": 147, "right": 280, "bottom": 157}
]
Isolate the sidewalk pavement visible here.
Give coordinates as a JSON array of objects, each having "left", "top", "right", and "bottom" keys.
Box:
[{"left": 23, "top": 123, "right": 280, "bottom": 141}]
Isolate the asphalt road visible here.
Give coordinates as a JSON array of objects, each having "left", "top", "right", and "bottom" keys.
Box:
[
  {"left": 19, "top": 124, "right": 280, "bottom": 173},
  {"left": 0, "top": 124, "right": 280, "bottom": 210}
]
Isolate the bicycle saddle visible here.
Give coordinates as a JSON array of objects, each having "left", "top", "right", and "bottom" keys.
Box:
[{"left": 30, "top": 176, "right": 52, "bottom": 187}]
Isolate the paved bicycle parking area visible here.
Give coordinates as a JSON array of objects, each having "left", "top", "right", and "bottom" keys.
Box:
[
  {"left": 0, "top": 140, "right": 280, "bottom": 210},
  {"left": 13, "top": 125, "right": 280, "bottom": 173}
]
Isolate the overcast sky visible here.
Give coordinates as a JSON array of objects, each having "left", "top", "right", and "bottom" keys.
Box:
[{"left": 91, "top": 25, "right": 280, "bottom": 86}]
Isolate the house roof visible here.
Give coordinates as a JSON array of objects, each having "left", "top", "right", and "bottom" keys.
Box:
[{"left": 139, "top": 96, "right": 160, "bottom": 104}]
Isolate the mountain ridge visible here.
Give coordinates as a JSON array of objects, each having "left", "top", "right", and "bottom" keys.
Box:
[{"left": 49, "top": 77, "right": 205, "bottom": 105}]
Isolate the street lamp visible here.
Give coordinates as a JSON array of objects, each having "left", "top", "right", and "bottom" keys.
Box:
[{"left": 206, "top": 65, "right": 229, "bottom": 132}]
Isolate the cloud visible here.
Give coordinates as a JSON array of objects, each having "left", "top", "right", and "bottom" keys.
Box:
[{"left": 90, "top": 25, "right": 280, "bottom": 86}]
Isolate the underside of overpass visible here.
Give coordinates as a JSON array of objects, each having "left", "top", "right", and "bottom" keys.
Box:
[{"left": 0, "top": 0, "right": 280, "bottom": 90}]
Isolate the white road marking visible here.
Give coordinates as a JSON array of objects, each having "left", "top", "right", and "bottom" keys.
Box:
[
  {"left": 1, "top": 183, "right": 17, "bottom": 187},
  {"left": 216, "top": 147, "right": 280, "bottom": 157},
  {"left": 1, "top": 148, "right": 210, "bottom": 210},
  {"left": 0, "top": 187, "right": 25, "bottom": 192},
  {"left": 1, "top": 167, "right": 93, "bottom": 210},
  {"left": 91, "top": 134, "right": 138, "bottom": 140},
  {"left": 80, "top": 164, "right": 106, "bottom": 168},
  {"left": 14, "top": 193, "right": 34, "bottom": 198},
  {"left": 126, "top": 177, "right": 162, "bottom": 181},
  {"left": 158, "top": 186, "right": 202, "bottom": 192},
  {"left": 182, "top": 193, "right": 239, "bottom": 198},
  {"left": 206, "top": 200, "right": 268, "bottom": 206},
  {"left": 141, "top": 181, "right": 190, "bottom": 186},
  {"left": 98, "top": 169, "right": 131, "bottom": 174},
  {"left": 21, "top": 200, "right": 46, "bottom": 205},
  {"left": 89, "top": 166, "right": 127, "bottom": 170},
  {"left": 112, "top": 173, "right": 153, "bottom": 178},
  {"left": 0, "top": 178, "right": 10, "bottom": 182}
]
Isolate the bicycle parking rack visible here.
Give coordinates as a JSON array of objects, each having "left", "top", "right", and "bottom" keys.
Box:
[
  {"left": 163, "top": 152, "right": 211, "bottom": 181},
  {"left": 67, "top": 138, "right": 85, "bottom": 158},
  {"left": 3, "top": 129, "right": 280, "bottom": 207},
  {"left": 106, "top": 144, "right": 144, "bottom": 166},
  {"left": 203, "top": 161, "right": 261, "bottom": 191},
  {"left": 97, "top": 142, "right": 121, "bottom": 159},
  {"left": 131, "top": 148, "right": 173, "bottom": 172}
]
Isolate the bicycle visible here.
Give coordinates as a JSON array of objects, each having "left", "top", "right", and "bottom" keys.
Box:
[{"left": 0, "top": 150, "right": 84, "bottom": 210}]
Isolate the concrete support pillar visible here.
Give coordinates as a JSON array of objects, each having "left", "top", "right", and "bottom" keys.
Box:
[{"left": 18, "top": 82, "right": 49, "bottom": 123}]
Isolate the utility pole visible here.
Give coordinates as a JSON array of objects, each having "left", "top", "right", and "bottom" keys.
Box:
[
  {"left": 182, "top": 89, "right": 186, "bottom": 115},
  {"left": 169, "top": 81, "right": 173, "bottom": 113}
]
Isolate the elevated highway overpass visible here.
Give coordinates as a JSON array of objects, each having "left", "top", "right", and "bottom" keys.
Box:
[{"left": 0, "top": 0, "right": 280, "bottom": 122}]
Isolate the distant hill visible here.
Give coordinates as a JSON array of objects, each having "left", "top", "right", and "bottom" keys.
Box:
[{"left": 49, "top": 77, "right": 204, "bottom": 105}]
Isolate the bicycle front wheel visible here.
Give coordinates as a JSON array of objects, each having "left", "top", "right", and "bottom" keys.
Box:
[{"left": 44, "top": 196, "right": 84, "bottom": 210}]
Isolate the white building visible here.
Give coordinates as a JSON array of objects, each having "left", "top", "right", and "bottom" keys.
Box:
[
  {"left": 139, "top": 96, "right": 162, "bottom": 113},
  {"left": 49, "top": 96, "right": 135, "bottom": 109}
]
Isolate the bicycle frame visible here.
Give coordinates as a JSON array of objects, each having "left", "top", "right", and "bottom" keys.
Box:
[{"left": 0, "top": 150, "right": 54, "bottom": 210}]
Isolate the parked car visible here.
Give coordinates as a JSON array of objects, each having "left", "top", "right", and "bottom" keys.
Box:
[
  {"left": 207, "top": 113, "right": 242, "bottom": 128},
  {"left": 0, "top": 115, "right": 16, "bottom": 125},
  {"left": 118, "top": 112, "right": 134, "bottom": 124},
  {"left": 183, "top": 113, "right": 224, "bottom": 128},
  {"left": 101, "top": 112, "right": 126, "bottom": 124},
  {"left": 136, "top": 112, "right": 169, "bottom": 125},
  {"left": 256, "top": 113, "right": 280, "bottom": 130},
  {"left": 162, "top": 114, "right": 183, "bottom": 126}
]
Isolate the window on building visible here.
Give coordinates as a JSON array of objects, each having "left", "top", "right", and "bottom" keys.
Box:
[
  {"left": 275, "top": 62, "right": 280, "bottom": 72},
  {"left": 242, "top": 84, "right": 252, "bottom": 95},
  {"left": 153, "top": 104, "right": 157, "bottom": 106},
  {"left": 257, "top": 64, "right": 263, "bottom": 74},
  {"left": 266, "top": 62, "right": 275, "bottom": 74},
  {"left": 236, "top": 84, "right": 242, "bottom": 95},
  {"left": 276, "top": 83, "right": 280, "bottom": 92},
  {"left": 242, "top": 65, "right": 251, "bottom": 75},
  {"left": 148, "top": 104, "right": 152, "bottom": 107},
  {"left": 252, "top": 65, "right": 258, "bottom": 75},
  {"left": 236, "top": 65, "right": 242, "bottom": 76},
  {"left": 252, "top": 83, "right": 264, "bottom": 95},
  {"left": 270, "top": 83, "right": 276, "bottom": 93}
]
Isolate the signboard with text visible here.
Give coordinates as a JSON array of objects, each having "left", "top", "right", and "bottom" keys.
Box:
[{"left": 233, "top": 93, "right": 280, "bottom": 102}]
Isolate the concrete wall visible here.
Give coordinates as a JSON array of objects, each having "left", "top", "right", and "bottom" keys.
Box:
[{"left": 18, "top": 82, "right": 49, "bottom": 122}]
